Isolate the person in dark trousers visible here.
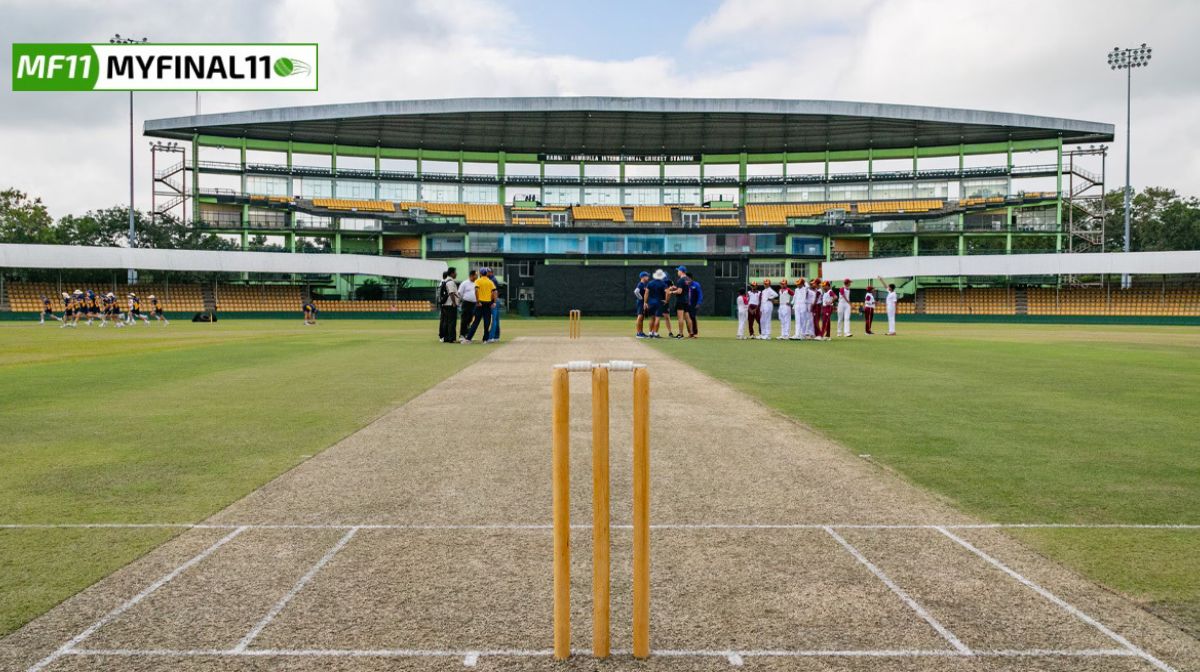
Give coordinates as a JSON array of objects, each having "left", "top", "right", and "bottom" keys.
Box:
[
  {"left": 685, "top": 271, "right": 702, "bottom": 337},
  {"left": 464, "top": 266, "right": 496, "bottom": 343},
  {"left": 457, "top": 269, "right": 477, "bottom": 342},
  {"left": 437, "top": 267, "right": 459, "bottom": 343}
]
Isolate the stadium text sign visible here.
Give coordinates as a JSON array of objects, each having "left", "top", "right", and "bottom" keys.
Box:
[
  {"left": 539, "top": 153, "right": 700, "bottom": 163},
  {"left": 11, "top": 43, "right": 318, "bottom": 91}
]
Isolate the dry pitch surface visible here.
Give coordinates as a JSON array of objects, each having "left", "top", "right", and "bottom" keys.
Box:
[{"left": 2, "top": 336, "right": 1198, "bottom": 671}]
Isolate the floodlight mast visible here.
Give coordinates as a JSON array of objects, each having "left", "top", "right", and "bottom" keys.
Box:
[
  {"left": 1107, "top": 43, "right": 1152, "bottom": 289},
  {"left": 110, "top": 33, "right": 149, "bottom": 284}
]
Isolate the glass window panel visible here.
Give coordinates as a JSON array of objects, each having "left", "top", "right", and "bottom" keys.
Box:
[
  {"left": 297, "top": 178, "right": 332, "bottom": 198},
  {"left": 462, "top": 185, "right": 499, "bottom": 203},
  {"left": 626, "top": 235, "right": 666, "bottom": 255},
  {"left": 335, "top": 180, "right": 376, "bottom": 198},
  {"left": 546, "top": 234, "right": 586, "bottom": 254},
  {"left": 379, "top": 182, "right": 418, "bottom": 201},
  {"left": 587, "top": 235, "right": 625, "bottom": 254},
  {"left": 507, "top": 234, "right": 546, "bottom": 254},
  {"left": 421, "top": 183, "right": 459, "bottom": 202},
  {"left": 246, "top": 176, "right": 288, "bottom": 196},
  {"left": 584, "top": 187, "right": 620, "bottom": 205},
  {"left": 622, "top": 188, "right": 661, "bottom": 205}
]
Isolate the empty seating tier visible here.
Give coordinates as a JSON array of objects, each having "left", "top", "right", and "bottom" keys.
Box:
[
  {"left": 215, "top": 285, "right": 304, "bottom": 312},
  {"left": 312, "top": 198, "right": 395, "bottom": 212},
  {"left": 312, "top": 300, "right": 432, "bottom": 313},
  {"left": 571, "top": 205, "right": 626, "bottom": 223},
  {"left": 856, "top": 199, "right": 943, "bottom": 215},
  {"left": 399, "top": 202, "right": 505, "bottom": 224},
  {"left": 744, "top": 203, "right": 851, "bottom": 225},
  {"left": 632, "top": 206, "right": 673, "bottom": 223}
]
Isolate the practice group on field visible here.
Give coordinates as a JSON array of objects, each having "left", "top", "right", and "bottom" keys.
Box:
[{"left": 732, "top": 276, "right": 900, "bottom": 340}]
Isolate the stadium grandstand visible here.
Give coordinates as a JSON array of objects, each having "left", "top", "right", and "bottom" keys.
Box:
[{"left": 3, "top": 97, "right": 1196, "bottom": 320}]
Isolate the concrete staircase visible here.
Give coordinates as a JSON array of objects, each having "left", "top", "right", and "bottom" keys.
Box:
[
  {"left": 201, "top": 284, "right": 217, "bottom": 312},
  {"left": 1015, "top": 288, "right": 1029, "bottom": 315}
]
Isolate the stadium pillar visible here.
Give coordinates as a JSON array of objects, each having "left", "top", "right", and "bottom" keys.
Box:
[
  {"left": 127, "top": 90, "right": 136, "bottom": 285},
  {"left": 497, "top": 151, "right": 506, "bottom": 204}
]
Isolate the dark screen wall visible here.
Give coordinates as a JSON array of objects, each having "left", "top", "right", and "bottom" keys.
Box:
[{"left": 534, "top": 265, "right": 716, "bottom": 317}]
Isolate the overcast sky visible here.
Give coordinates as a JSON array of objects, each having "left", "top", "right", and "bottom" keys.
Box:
[{"left": 1, "top": 0, "right": 1196, "bottom": 217}]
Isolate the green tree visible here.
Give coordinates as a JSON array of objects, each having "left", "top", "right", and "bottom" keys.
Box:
[
  {"left": 1103, "top": 187, "right": 1200, "bottom": 252},
  {"left": 0, "top": 189, "right": 59, "bottom": 244}
]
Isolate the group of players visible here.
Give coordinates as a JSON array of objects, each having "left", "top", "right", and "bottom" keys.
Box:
[
  {"left": 40, "top": 289, "right": 168, "bottom": 328},
  {"left": 735, "top": 276, "right": 899, "bottom": 340}
]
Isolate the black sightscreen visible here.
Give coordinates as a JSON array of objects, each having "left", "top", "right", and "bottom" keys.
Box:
[{"left": 534, "top": 265, "right": 716, "bottom": 317}]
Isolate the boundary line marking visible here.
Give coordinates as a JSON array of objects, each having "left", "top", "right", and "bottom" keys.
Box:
[
  {"left": 233, "top": 526, "right": 359, "bottom": 652},
  {"left": 936, "top": 526, "right": 1176, "bottom": 672},
  {"left": 4, "top": 522, "right": 1199, "bottom": 530},
  {"left": 25, "top": 526, "right": 247, "bottom": 672},
  {"left": 825, "top": 527, "right": 972, "bottom": 655}
]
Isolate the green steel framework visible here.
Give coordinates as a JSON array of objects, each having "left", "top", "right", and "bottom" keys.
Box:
[{"left": 188, "top": 133, "right": 1076, "bottom": 293}]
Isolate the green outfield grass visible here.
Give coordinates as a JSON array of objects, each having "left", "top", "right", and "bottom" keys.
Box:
[
  {"left": 2, "top": 317, "right": 1198, "bottom": 639},
  {"left": 0, "top": 320, "right": 489, "bottom": 636},
  {"left": 647, "top": 319, "right": 1200, "bottom": 635}
]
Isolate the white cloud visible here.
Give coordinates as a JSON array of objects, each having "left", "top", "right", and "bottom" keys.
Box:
[{"left": 0, "top": 0, "right": 1197, "bottom": 218}]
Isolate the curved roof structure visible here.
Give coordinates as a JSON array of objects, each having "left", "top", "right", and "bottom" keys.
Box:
[{"left": 145, "top": 97, "right": 1113, "bottom": 154}]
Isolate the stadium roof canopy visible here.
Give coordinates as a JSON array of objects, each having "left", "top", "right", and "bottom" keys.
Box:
[
  {"left": 145, "top": 97, "right": 1114, "bottom": 155},
  {"left": 0, "top": 244, "right": 447, "bottom": 280}
]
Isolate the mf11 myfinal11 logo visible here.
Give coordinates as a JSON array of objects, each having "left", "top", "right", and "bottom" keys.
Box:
[{"left": 11, "top": 43, "right": 317, "bottom": 91}]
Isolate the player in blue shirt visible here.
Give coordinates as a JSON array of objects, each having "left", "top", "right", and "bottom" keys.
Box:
[
  {"left": 686, "top": 272, "right": 703, "bottom": 338},
  {"left": 643, "top": 269, "right": 669, "bottom": 338},
  {"left": 633, "top": 271, "right": 650, "bottom": 338}
]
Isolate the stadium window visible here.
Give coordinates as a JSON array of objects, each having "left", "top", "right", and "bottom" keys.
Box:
[
  {"left": 463, "top": 185, "right": 499, "bottom": 203},
  {"left": 335, "top": 180, "right": 375, "bottom": 199},
  {"left": 379, "top": 182, "right": 418, "bottom": 201},
  {"left": 714, "top": 260, "right": 740, "bottom": 279},
  {"left": 247, "top": 176, "right": 288, "bottom": 197},
  {"left": 295, "top": 212, "right": 332, "bottom": 230},
  {"left": 748, "top": 261, "right": 785, "bottom": 278},
  {"left": 422, "top": 183, "right": 458, "bottom": 203},
  {"left": 429, "top": 234, "right": 466, "bottom": 253},
  {"left": 512, "top": 260, "right": 535, "bottom": 278},
  {"left": 790, "top": 237, "right": 824, "bottom": 256},
  {"left": 298, "top": 178, "right": 332, "bottom": 199}
]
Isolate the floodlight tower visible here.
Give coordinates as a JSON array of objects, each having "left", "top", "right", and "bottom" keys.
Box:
[
  {"left": 110, "top": 33, "right": 149, "bottom": 284},
  {"left": 1107, "top": 43, "right": 1152, "bottom": 289}
]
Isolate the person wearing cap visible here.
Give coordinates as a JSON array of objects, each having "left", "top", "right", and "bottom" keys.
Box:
[
  {"left": 685, "top": 271, "right": 702, "bottom": 338},
  {"left": 820, "top": 281, "right": 835, "bottom": 340},
  {"left": 634, "top": 271, "right": 650, "bottom": 338},
  {"left": 878, "top": 276, "right": 900, "bottom": 335},
  {"left": 746, "top": 282, "right": 761, "bottom": 338},
  {"left": 149, "top": 294, "right": 169, "bottom": 325},
  {"left": 485, "top": 267, "right": 501, "bottom": 342},
  {"left": 643, "top": 269, "right": 669, "bottom": 338},
  {"left": 464, "top": 267, "right": 496, "bottom": 343},
  {"left": 837, "top": 278, "right": 853, "bottom": 338},
  {"left": 791, "top": 277, "right": 808, "bottom": 339},
  {"left": 758, "top": 279, "right": 778, "bottom": 340},
  {"left": 862, "top": 284, "right": 876, "bottom": 335},
  {"left": 40, "top": 295, "right": 60, "bottom": 325},
  {"left": 776, "top": 278, "right": 793, "bottom": 340}
]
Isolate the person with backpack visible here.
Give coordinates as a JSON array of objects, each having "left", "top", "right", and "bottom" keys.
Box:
[{"left": 437, "top": 267, "right": 459, "bottom": 343}]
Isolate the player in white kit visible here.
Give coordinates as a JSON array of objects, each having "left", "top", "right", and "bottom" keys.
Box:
[
  {"left": 735, "top": 287, "right": 750, "bottom": 339},
  {"left": 776, "top": 279, "right": 792, "bottom": 340},
  {"left": 758, "top": 280, "right": 778, "bottom": 340},
  {"left": 791, "top": 277, "right": 809, "bottom": 339},
  {"left": 836, "top": 278, "right": 853, "bottom": 337},
  {"left": 878, "top": 276, "right": 899, "bottom": 335}
]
